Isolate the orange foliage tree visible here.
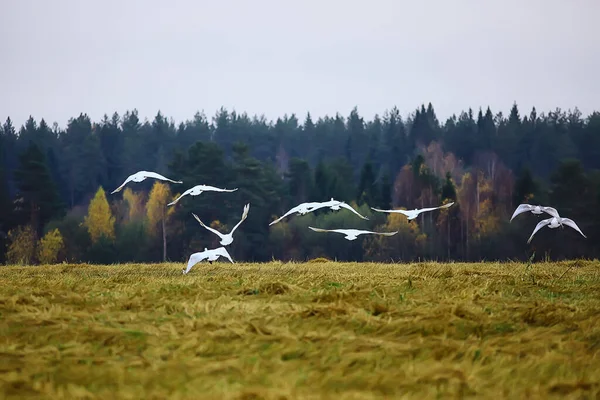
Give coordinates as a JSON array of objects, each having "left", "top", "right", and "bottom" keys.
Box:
[{"left": 146, "top": 182, "right": 177, "bottom": 261}]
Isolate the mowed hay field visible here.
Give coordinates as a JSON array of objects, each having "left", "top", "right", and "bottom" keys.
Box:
[{"left": 1, "top": 261, "right": 600, "bottom": 399}]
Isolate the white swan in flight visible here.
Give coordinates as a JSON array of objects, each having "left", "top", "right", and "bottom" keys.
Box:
[
  {"left": 527, "top": 216, "right": 587, "bottom": 244},
  {"left": 192, "top": 203, "right": 249, "bottom": 246},
  {"left": 111, "top": 170, "right": 182, "bottom": 194},
  {"left": 167, "top": 184, "right": 238, "bottom": 206},
  {"left": 510, "top": 203, "right": 561, "bottom": 222},
  {"left": 320, "top": 198, "right": 369, "bottom": 220},
  {"left": 269, "top": 199, "right": 368, "bottom": 226},
  {"left": 268, "top": 202, "right": 323, "bottom": 226},
  {"left": 183, "top": 247, "right": 234, "bottom": 274},
  {"left": 308, "top": 226, "right": 398, "bottom": 241},
  {"left": 371, "top": 202, "right": 454, "bottom": 220}
]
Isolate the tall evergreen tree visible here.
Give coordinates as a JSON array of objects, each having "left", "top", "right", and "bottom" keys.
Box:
[
  {"left": 2, "top": 117, "right": 18, "bottom": 198},
  {"left": 230, "top": 142, "right": 282, "bottom": 261},
  {"left": 357, "top": 160, "right": 376, "bottom": 206},
  {"left": 0, "top": 130, "right": 12, "bottom": 263},
  {"left": 512, "top": 167, "right": 539, "bottom": 207},
  {"left": 13, "top": 142, "right": 64, "bottom": 237},
  {"left": 441, "top": 172, "right": 457, "bottom": 201},
  {"left": 377, "top": 170, "right": 392, "bottom": 209},
  {"left": 285, "top": 158, "right": 313, "bottom": 206},
  {"left": 98, "top": 112, "right": 124, "bottom": 192},
  {"left": 312, "top": 160, "right": 334, "bottom": 202}
]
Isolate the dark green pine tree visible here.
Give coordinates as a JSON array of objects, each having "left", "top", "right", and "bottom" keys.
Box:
[
  {"left": 512, "top": 167, "right": 539, "bottom": 207},
  {"left": 357, "top": 160, "right": 376, "bottom": 206},
  {"left": 13, "top": 142, "right": 64, "bottom": 237},
  {"left": 411, "top": 154, "right": 425, "bottom": 179},
  {"left": 230, "top": 142, "right": 282, "bottom": 261},
  {"left": 98, "top": 112, "right": 124, "bottom": 192},
  {"left": 366, "top": 115, "right": 382, "bottom": 172},
  {"left": 2, "top": 117, "right": 18, "bottom": 197},
  {"left": 377, "top": 170, "right": 392, "bottom": 209},
  {"left": 0, "top": 129, "right": 13, "bottom": 263},
  {"left": 302, "top": 113, "right": 316, "bottom": 164},
  {"left": 441, "top": 172, "right": 457, "bottom": 201},
  {"left": 326, "top": 158, "right": 354, "bottom": 202},
  {"left": 285, "top": 158, "right": 313, "bottom": 206},
  {"left": 312, "top": 160, "right": 333, "bottom": 202},
  {"left": 439, "top": 171, "right": 459, "bottom": 260},
  {"left": 549, "top": 160, "right": 590, "bottom": 217},
  {"left": 346, "top": 107, "right": 367, "bottom": 171},
  {"left": 166, "top": 141, "right": 233, "bottom": 259}
]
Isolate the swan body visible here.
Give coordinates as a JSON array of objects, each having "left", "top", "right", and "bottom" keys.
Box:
[
  {"left": 168, "top": 184, "right": 238, "bottom": 206},
  {"left": 308, "top": 226, "right": 398, "bottom": 241},
  {"left": 268, "top": 202, "right": 323, "bottom": 226},
  {"left": 511, "top": 204, "right": 561, "bottom": 222},
  {"left": 192, "top": 204, "right": 249, "bottom": 246},
  {"left": 527, "top": 216, "right": 586, "bottom": 244},
  {"left": 183, "top": 247, "right": 234, "bottom": 274},
  {"left": 320, "top": 198, "right": 369, "bottom": 220}
]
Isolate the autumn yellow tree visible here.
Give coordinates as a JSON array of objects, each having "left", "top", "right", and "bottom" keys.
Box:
[
  {"left": 123, "top": 187, "right": 145, "bottom": 221},
  {"left": 6, "top": 225, "right": 37, "bottom": 265},
  {"left": 146, "top": 182, "right": 176, "bottom": 261},
  {"left": 38, "top": 228, "right": 65, "bottom": 264},
  {"left": 84, "top": 186, "right": 115, "bottom": 243}
]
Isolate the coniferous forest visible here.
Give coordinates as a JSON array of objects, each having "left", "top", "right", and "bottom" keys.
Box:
[{"left": 1, "top": 103, "right": 600, "bottom": 264}]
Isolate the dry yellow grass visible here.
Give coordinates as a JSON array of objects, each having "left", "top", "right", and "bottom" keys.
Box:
[{"left": 1, "top": 260, "right": 600, "bottom": 399}]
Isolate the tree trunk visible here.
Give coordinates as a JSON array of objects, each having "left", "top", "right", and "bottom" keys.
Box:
[
  {"left": 466, "top": 215, "right": 470, "bottom": 261},
  {"left": 69, "top": 175, "right": 75, "bottom": 208},
  {"left": 162, "top": 217, "right": 166, "bottom": 262},
  {"left": 447, "top": 216, "right": 451, "bottom": 260},
  {"left": 476, "top": 178, "right": 480, "bottom": 216}
]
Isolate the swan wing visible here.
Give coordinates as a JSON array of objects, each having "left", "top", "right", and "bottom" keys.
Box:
[
  {"left": 357, "top": 229, "right": 398, "bottom": 237},
  {"left": 167, "top": 187, "right": 194, "bottom": 206},
  {"left": 527, "top": 217, "right": 552, "bottom": 243},
  {"left": 561, "top": 218, "right": 587, "bottom": 238},
  {"left": 199, "top": 185, "right": 238, "bottom": 192},
  {"left": 308, "top": 226, "right": 340, "bottom": 234},
  {"left": 141, "top": 171, "right": 183, "bottom": 184},
  {"left": 419, "top": 202, "right": 455, "bottom": 213},
  {"left": 111, "top": 173, "right": 135, "bottom": 194},
  {"left": 269, "top": 204, "right": 301, "bottom": 226},
  {"left": 192, "top": 213, "right": 224, "bottom": 238},
  {"left": 510, "top": 204, "right": 534, "bottom": 222},
  {"left": 215, "top": 247, "right": 235, "bottom": 263},
  {"left": 184, "top": 251, "right": 207, "bottom": 273},
  {"left": 230, "top": 204, "right": 250, "bottom": 234},
  {"left": 541, "top": 206, "right": 561, "bottom": 219},
  {"left": 338, "top": 202, "right": 369, "bottom": 220},
  {"left": 370, "top": 207, "right": 410, "bottom": 217}
]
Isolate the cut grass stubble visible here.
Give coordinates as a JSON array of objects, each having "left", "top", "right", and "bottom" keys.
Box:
[{"left": 1, "top": 260, "right": 599, "bottom": 399}]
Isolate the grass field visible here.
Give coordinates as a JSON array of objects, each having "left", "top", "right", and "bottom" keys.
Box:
[{"left": 1, "top": 260, "right": 599, "bottom": 399}]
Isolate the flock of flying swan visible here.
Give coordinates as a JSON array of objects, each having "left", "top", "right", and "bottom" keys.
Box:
[
  {"left": 510, "top": 203, "right": 587, "bottom": 243},
  {"left": 112, "top": 170, "right": 587, "bottom": 273}
]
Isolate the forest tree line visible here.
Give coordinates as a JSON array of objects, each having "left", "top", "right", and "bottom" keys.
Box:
[{"left": 1, "top": 102, "right": 599, "bottom": 264}]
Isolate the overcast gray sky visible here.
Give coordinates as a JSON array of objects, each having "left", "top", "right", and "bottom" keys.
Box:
[{"left": 1, "top": 0, "right": 598, "bottom": 129}]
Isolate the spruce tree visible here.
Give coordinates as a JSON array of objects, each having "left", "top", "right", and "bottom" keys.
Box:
[{"left": 13, "top": 142, "right": 64, "bottom": 237}]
